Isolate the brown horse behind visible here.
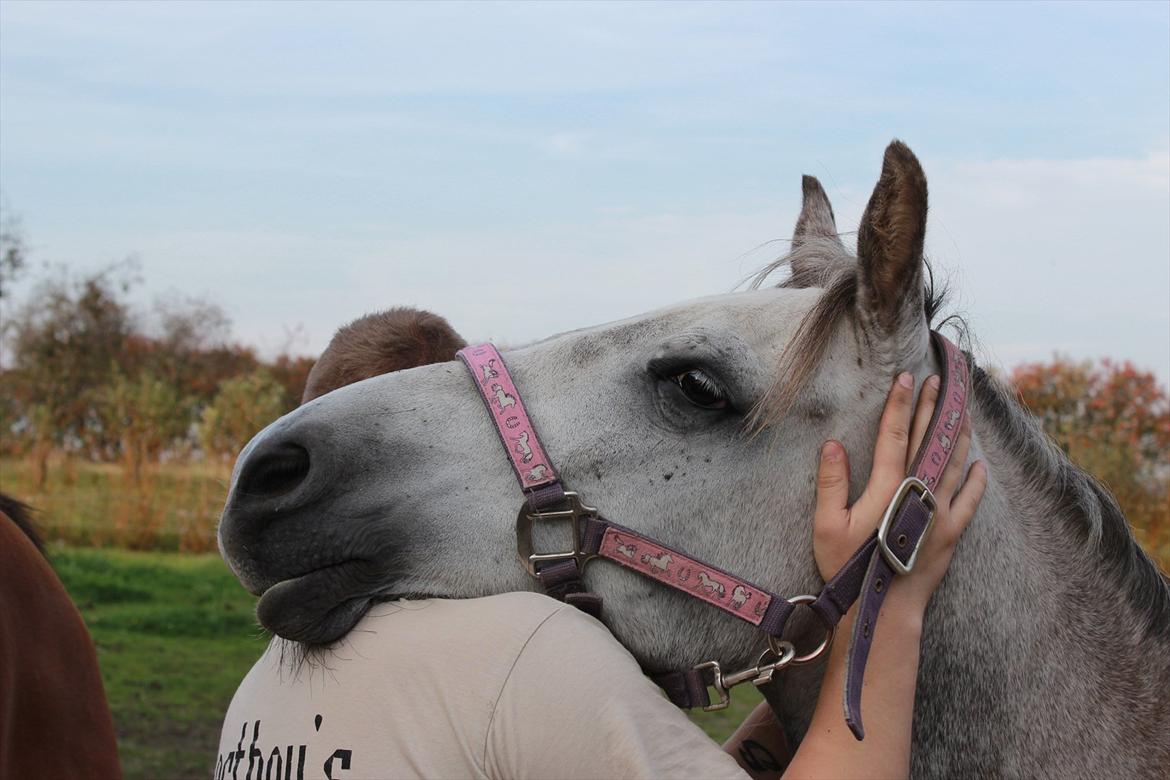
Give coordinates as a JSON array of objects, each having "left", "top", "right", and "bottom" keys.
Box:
[{"left": 0, "top": 493, "right": 121, "bottom": 779}]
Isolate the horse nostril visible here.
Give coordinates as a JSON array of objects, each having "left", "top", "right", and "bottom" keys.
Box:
[{"left": 237, "top": 443, "right": 311, "bottom": 499}]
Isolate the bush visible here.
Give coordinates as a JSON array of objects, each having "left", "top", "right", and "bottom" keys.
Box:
[
  {"left": 1011, "top": 357, "right": 1170, "bottom": 567},
  {"left": 198, "top": 370, "right": 288, "bottom": 461}
]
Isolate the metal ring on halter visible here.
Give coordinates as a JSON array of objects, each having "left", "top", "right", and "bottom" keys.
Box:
[
  {"left": 748, "top": 640, "right": 797, "bottom": 687},
  {"left": 761, "top": 640, "right": 797, "bottom": 667},
  {"left": 768, "top": 594, "right": 835, "bottom": 665},
  {"left": 695, "top": 639, "right": 799, "bottom": 711}
]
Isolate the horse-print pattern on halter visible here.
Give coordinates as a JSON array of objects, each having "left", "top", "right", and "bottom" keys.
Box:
[
  {"left": 458, "top": 345, "right": 558, "bottom": 489},
  {"left": 598, "top": 527, "right": 774, "bottom": 625},
  {"left": 919, "top": 339, "right": 969, "bottom": 488}
]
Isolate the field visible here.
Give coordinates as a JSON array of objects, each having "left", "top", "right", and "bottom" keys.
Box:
[
  {"left": 51, "top": 546, "right": 266, "bottom": 780},
  {"left": 5, "top": 454, "right": 757, "bottom": 779},
  {"left": 0, "top": 458, "right": 229, "bottom": 552},
  {"left": 50, "top": 547, "right": 755, "bottom": 780},
  {"left": 13, "top": 456, "right": 1163, "bottom": 778}
]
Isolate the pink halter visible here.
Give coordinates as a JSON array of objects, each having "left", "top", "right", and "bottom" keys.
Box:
[{"left": 458, "top": 332, "right": 970, "bottom": 739}]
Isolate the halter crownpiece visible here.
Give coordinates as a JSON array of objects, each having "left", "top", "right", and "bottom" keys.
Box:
[{"left": 457, "top": 332, "right": 969, "bottom": 740}]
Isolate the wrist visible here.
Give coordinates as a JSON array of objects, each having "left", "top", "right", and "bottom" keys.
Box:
[{"left": 877, "top": 584, "right": 927, "bottom": 635}]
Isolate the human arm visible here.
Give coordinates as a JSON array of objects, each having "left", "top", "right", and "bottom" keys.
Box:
[{"left": 724, "top": 372, "right": 987, "bottom": 779}]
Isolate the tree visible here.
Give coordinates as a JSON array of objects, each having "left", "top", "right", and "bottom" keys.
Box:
[
  {"left": 198, "top": 369, "right": 288, "bottom": 461},
  {"left": 101, "top": 369, "right": 188, "bottom": 484},
  {"left": 269, "top": 352, "right": 317, "bottom": 409},
  {"left": 1011, "top": 357, "right": 1170, "bottom": 566},
  {"left": 0, "top": 199, "right": 26, "bottom": 299},
  {"left": 2, "top": 263, "right": 139, "bottom": 465},
  {"left": 142, "top": 292, "right": 238, "bottom": 400}
]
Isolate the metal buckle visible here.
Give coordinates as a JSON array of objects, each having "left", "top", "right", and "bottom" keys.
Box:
[
  {"left": 876, "top": 476, "right": 937, "bottom": 576},
  {"left": 516, "top": 491, "right": 599, "bottom": 576},
  {"left": 695, "top": 641, "right": 797, "bottom": 711}
]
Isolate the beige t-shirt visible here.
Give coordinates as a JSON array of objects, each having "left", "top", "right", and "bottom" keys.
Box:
[{"left": 216, "top": 591, "right": 746, "bottom": 780}]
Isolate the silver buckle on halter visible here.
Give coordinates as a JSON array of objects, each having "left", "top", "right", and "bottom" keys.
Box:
[
  {"left": 516, "top": 491, "right": 599, "bottom": 576},
  {"left": 876, "top": 476, "right": 937, "bottom": 576},
  {"left": 695, "top": 642, "right": 797, "bottom": 711}
]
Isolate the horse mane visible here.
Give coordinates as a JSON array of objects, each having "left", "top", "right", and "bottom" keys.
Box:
[
  {"left": 0, "top": 492, "right": 45, "bottom": 557},
  {"left": 747, "top": 237, "right": 1170, "bottom": 640},
  {"left": 970, "top": 365, "right": 1170, "bottom": 640}
]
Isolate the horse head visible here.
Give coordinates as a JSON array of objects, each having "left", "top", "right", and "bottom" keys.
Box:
[
  {"left": 218, "top": 141, "right": 945, "bottom": 671},
  {"left": 218, "top": 140, "right": 1170, "bottom": 777}
]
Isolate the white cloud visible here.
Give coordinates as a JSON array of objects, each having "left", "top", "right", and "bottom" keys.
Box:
[
  {"left": 924, "top": 151, "right": 1170, "bottom": 381},
  {"left": 16, "top": 149, "right": 1166, "bottom": 387},
  {"left": 538, "top": 132, "right": 590, "bottom": 160},
  {"left": 0, "top": 2, "right": 784, "bottom": 97},
  {"left": 2, "top": 3, "right": 1165, "bottom": 384}
]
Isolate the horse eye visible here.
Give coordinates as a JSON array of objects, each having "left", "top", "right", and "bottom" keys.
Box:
[{"left": 672, "top": 369, "right": 729, "bottom": 410}]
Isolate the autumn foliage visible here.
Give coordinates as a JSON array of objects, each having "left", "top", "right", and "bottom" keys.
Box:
[
  {"left": 1010, "top": 358, "right": 1170, "bottom": 568},
  {"left": 0, "top": 265, "right": 312, "bottom": 469},
  {"left": 2, "top": 262, "right": 1168, "bottom": 566},
  {"left": 0, "top": 264, "right": 314, "bottom": 550}
]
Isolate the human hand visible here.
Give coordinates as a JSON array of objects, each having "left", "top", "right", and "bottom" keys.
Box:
[{"left": 811, "top": 372, "right": 987, "bottom": 608}]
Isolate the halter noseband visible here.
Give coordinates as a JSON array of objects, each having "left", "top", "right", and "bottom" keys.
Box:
[{"left": 457, "top": 332, "right": 969, "bottom": 740}]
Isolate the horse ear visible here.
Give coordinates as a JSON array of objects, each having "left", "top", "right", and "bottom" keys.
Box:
[
  {"left": 792, "top": 175, "right": 842, "bottom": 248},
  {"left": 302, "top": 308, "right": 466, "bottom": 403},
  {"left": 856, "top": 140, "right": 929, "bottom": 336},
  {"left": 784, "top": 176, "right": 853, "bottom": 288}
]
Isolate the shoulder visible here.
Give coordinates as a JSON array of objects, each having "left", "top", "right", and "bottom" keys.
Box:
[
  {"left": 346, "top": 591, "right": 572, "bottom": 651},
  {"left": 484, "top": 599, "right": 746, "bottom": 779}
]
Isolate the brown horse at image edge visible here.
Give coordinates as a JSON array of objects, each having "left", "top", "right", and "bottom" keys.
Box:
[{"left": 0, "top": 492, "right": 121, "bottom": 779}]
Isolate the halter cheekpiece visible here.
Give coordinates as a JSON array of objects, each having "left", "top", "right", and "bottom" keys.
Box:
[{"left": 457, "top": 332, "right": 969, "bottom": 740}]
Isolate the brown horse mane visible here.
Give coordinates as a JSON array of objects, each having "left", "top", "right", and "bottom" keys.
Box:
[{"left": 0, "top": 492, "right": 44, "bottom": 557}]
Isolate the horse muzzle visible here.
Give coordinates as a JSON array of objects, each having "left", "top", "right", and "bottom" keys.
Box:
[
  {"left": 218, "top": 415, "right": 406, "bottom": 644},
  {"left": 218, "top": 418, "right": 336, "bottom": 592}
]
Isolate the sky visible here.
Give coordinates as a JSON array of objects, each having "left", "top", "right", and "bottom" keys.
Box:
[{"left": 1, "top": 1, "right": 1168, "bottom": 382}]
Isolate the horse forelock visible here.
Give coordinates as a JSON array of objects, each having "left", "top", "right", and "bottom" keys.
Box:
[{"left": 743, "top": 237, "right": 952, "bottom": 436}]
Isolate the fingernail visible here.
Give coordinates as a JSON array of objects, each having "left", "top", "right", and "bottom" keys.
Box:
[
  {"left": 898, "top": 372, "right": 913, "bottom": 389},
  {"left": 822, "top": 441, "right": 842, "bottom": 462},
  {"left": 928, "top": 375, "right": 941, "bottom": 390}
]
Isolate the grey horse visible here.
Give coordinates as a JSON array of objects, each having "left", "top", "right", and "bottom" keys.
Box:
[{"left": 219, "top": 141, "right": 1170, "bottom": 777}]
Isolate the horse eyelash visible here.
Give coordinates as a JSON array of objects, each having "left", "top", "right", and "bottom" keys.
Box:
[{"left": 676, "top": 369, "right": 724, "bottom": 398}]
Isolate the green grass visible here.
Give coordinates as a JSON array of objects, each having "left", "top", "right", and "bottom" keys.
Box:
[
  {"left": 688, "top": 678, "right": 765, "bottom": 742},
  {"left": 49, "top": 545, "right": 756, "bottom": 779},
  {"left": 51, "top": 546, "right": 266, "bottom": 780}
]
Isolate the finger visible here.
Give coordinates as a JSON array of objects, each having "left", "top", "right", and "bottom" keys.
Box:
[
  {"left": 908, "top": 375, "right": 941, "bottom": 468},
  {"left": 936, "top": 417, "right": 972, "bottom": 501},
  {"left": 946, "top": 461, "right": 987, "bottom": 539},
  {"left": 813, "top": 441, "right": 851, "bottom": 534},
  {"left": 859, "top": 373, "right": 917, "bottom": 507}
]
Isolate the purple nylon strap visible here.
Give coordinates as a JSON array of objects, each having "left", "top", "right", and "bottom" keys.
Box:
[
  {"left": 455, "top": 332, "right": 969, "bottom": 736},
  {"left": 653, "top": 667, "right": 713, "bottom": 710},
  {"left": 841, "top": 332, "right": 969, "bottom": 738}
]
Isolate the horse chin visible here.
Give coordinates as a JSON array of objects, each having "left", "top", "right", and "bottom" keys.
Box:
[{"left": 255, "top": 562, "right": 376, "bottom": 646}]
